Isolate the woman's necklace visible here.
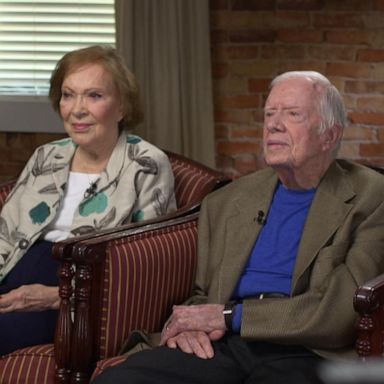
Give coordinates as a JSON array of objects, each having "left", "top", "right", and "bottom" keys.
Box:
[
  {"left": 84, "top": 174, "right": 98, "bottom": 199},
  {"left": 73, "top": 148, "right": 108, "bottom": 199}
]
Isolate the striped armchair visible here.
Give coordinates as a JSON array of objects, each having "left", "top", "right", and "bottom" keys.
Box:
[
  {"left": 0, "top": 152, "right": 230, "bottom": 384},
  {"left": 68, "top": 213, "right": 200, "bottom": 383}
]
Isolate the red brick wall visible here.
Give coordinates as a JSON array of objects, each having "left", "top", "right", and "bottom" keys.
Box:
[
  {"left": 1, "top": 0, "right": 383, "bottom": 182},
  {"left": 211, "top": 0, "right": 384, "bottom": 177}
]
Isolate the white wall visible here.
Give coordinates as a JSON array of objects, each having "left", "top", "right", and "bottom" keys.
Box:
[{"left": 0, "top": 97, "right": 63, "bottom": 133}]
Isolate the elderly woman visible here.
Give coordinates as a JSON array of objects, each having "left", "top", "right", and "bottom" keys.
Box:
[{"left": 0, "top": 45, "right": 176, "bottom": 355}]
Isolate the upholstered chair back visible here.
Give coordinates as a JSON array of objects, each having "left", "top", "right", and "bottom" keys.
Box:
[
  {"left": 166, "top": 151, "right": 230, "bottom": 210},
  {"left": 0, "top": 180, "right": 16, "bottom": 210}
]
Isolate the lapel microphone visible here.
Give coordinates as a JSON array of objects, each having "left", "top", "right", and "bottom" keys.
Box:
[{"left": 255, "top": 210, "right": 266, "bottom": 225}]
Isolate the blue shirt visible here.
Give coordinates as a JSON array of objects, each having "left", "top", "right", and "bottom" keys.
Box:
[{"left": 231, "top": 183, "right": 316, "bottom": 332}]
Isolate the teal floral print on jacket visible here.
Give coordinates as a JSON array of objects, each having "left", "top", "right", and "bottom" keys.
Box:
[
  {"left": 29, "top": 202, "right": 51, "bottom": 225},
  {"left": 79, "top": 192, "right": 108, "bottom": 216}
]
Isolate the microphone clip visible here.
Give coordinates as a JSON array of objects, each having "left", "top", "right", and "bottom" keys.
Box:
[{"left": 256, "top": 210, "right": 266, "bottom": 225}]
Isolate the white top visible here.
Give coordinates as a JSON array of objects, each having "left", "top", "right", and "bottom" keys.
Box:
[{"left": 43, "top": 172, "right": 99, "bottom": 242}]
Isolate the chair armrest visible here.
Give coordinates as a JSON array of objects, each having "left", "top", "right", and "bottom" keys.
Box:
[{"left": 354, "top": 273, "right": 384, "bottom": 358}]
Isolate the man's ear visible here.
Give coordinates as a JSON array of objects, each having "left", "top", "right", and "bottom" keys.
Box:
[{"left": 322, "top": 125, "right": 343, "bottom": 151}]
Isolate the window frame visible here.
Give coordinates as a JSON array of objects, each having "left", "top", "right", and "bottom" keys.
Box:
[{"left": 0, "top": 0, "right": 116, "bottom": 133}]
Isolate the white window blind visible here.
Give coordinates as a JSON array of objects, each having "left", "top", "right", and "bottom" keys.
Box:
[{"left": 0, "top": 0, "right": 115, "bottom": 96}]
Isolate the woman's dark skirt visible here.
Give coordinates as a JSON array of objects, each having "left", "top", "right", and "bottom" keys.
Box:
[{"left": 0, "top": 240, "right": 59, "bottom": 356}]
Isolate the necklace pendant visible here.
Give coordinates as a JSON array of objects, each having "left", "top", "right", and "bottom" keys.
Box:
[{"left": 84, "top": 182, "right": 97, "bottom": 199}]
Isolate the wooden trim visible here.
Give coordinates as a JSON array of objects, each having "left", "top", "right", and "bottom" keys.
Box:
[{"left": 354, "top": 273, "right": 384, "bottom": 357}]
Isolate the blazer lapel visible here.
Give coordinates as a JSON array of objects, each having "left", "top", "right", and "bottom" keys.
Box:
[
  {"left": 101, "top": 131, "right": 128, "bottom": 185},
  {"left": 50, "top": 139, "right": 75, "bottom": 198},
  {"left": 291, "top": 162, "right": 356, "bottom": 294},
  {"left": 217, "top": 170, "right": 278, "bottom": 302}
]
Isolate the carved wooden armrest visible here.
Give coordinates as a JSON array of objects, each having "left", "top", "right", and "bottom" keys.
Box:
[{"left": 354, "top": 273, "right": 384, "bottom": 358}]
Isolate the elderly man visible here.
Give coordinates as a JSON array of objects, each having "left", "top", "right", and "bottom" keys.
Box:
[{"left": 93, "top": 71, "right": 384, "bottom": 384}]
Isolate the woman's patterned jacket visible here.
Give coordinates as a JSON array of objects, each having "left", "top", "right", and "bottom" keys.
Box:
[{"left": 0, "top": 132, "right": 176, "bottom": 282}]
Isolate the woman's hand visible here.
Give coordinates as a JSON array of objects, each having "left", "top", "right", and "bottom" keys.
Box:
[{"left": 0, "top": 284, "right": 60, "bottom": 313}]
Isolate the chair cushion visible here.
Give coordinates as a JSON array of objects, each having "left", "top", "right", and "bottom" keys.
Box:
[
  {"left": 91, "top": 355, "right": 128, "bottom": 381},
  {"left": 0, "top": 344, "right": 55, "bottom": 384}
]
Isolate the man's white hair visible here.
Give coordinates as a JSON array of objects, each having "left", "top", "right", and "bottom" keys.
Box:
[{"left": 271, "top": 71, "right": 347, "bottom": 135}]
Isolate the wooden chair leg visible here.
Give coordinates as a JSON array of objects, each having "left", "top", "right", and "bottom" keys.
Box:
[
  {"left": 55, "top": 260, "right": 74, "bottom": 383},
  {"left": 70, "top": 263, "right": 94, "bottom": 384}
]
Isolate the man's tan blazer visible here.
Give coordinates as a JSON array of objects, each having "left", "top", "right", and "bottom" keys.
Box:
[{"left": 191, "top": 159, "right": 384, "bottom": 359}]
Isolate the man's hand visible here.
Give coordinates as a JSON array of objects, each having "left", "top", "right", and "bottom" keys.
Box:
[
  {"left": 0, "top": 284, "right": 59, "bottom": 313},
  {"left": 165, "top": 330, "right": 219, "bottom": 359},
  {"left": 160, "top": 304, "right": 226, "bottom": 346}
]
